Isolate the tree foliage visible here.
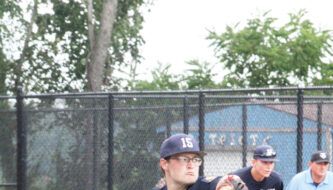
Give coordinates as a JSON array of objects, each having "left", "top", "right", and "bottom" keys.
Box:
[
  {"left": 208, "top": 10, "right": 333, "bottom": 88},
  {"left": 0, "top": 0, "right": 150, "bottom": 94},
  {"left": 0, "top": 1, "right": 153, "bottom": 190},
  {"left": 133, "top": 63, "right": 181, "bottom": 90},
  {"left": 133, "top": 61, "right": 221, "bottom": 91},
  {"left": 183, "top": 60, "right": 220, "bottom": 89}
]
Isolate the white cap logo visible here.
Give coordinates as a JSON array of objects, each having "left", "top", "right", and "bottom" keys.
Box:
[
  {"left": 320, "top": 152, "right": 327, "bottom": 159},
  {"left": 266, "top": 149, "right": 275, "bottom": 156}
]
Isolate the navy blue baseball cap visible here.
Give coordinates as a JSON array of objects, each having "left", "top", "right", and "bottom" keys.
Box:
[
  {"left": 160, "top": 133, "right": 206, "bottom": 158},
  {"left": 253, "top": 145, "right": 278, "bottom": 162}
]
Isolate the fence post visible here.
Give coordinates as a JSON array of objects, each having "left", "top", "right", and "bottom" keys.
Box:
[
  {"left": 108, "top": 94, "right": 114, "bottom": 190},
  {"left": 183, "top": 96, "right": 189, "bottom": 134},
  {"left": 198, "top": 92, "right": 205, "bottom": 176},
  {"left": 242, "top": 105, "right": 248, "bottom": 167},
  {"left": 16, "top": 87, "right": 26, "bottom": 190},
  {"left": 317, "top": 102, "right": 323, "bottom": 150},
  {"left": 166, "top": 109, "right": 171, "bottom": 137},
  {"left": 92, "top": 99, "right": 99, "bottom": 190},
  {"left": 296, "top": 89, "right": 304, "bottom": 173}
]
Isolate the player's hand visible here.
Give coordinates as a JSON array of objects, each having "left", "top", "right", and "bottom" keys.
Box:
[
  {"left": 152, "top": 178, "right": 166, "bottom": 190},
  {"left": 216, "top": 175, "right": 248, "bottom": 190}
]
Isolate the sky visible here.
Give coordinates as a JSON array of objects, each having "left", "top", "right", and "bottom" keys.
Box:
[{"left": 138, "top": 0, "right": 333, "bottom": 81}]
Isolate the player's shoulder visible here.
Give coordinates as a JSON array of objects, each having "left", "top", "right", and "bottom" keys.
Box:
[
  {"left": 326, "top": 171, "right": 333, "bottom": 180},
  {"left": 199, "top": 176, "right": 221, "bottom": 183},
  {"left": 232, "top": 166, "right": 251, "bottom": 176},
  {"left": 270, "top": 170, "right": 283, "bottom": 180},
  {"left": 267, "top": 170, "right": 284, "bottom": 186},
  {"left": 289, "top": 170, "right": 306, "bottom": 183},
  {"left": 190, "top": 176, "right": 221, "bottom": 190}
]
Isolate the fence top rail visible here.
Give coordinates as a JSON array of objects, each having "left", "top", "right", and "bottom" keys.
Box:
[
  {"left": 3, "top": 94, "right": 333, "bottom": 100},
  {"left": 8, "top": 85, "right": 333, "bottom": 98},
  {"left": 23, "top": 94, "right": 200, "bottom": 99},
  {"left": 0, "top": 183, "right": 17, "bottom": 187},
  {"left": 0, "top": 95, "right": 16, "bottom": 99},
  {"left": 10, "top": 99, "right": 333, "bottom": 114},
  {"left": 206, "top": 95, "right": 333, "bottom": 100}
]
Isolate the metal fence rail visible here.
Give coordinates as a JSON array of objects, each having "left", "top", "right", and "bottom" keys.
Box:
[{"left": 0, "top": 86, "right": 333, "bottom": 190}]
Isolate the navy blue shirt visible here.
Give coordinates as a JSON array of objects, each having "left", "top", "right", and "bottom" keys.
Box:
[
  {"left": 232, "top": 166, "right": 283, "bottom": 190},
  {"left": 158, "top": 176, "right": 221, "bottom": 190}
]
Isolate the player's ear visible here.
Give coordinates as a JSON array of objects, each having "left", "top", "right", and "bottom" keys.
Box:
[
  {"left": 160, "top": 159, "right": 168, "bottom": 170},
  {"left": 307, "top": 161, "right": 312, "bottom": 167},
  {"left": 251, "top": 159, "right": 256, "bottom": 166}
]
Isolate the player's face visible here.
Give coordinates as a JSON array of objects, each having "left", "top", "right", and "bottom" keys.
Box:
[
  {"left": 309, "top": 161, "right": 329, "bottom": 179},
  {"left": 162, "top": 153, "right": 201, "bottom": 186},
  {"left": 252, "top": 159, "right": 275, "bottom": 178}
]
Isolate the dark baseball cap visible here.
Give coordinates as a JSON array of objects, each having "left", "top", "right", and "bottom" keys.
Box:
[
  {"left": 311, "top": 151, "right": 331, "bottom": 163},
  {"left": 159, "top": 133, "right": 206, "bottom": 158},
  {"left": 253, "top": 145, "right": 278, "bottom": 162}
]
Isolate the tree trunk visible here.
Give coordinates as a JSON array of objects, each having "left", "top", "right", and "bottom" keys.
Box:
[
  {"left": 84, "top": 1, "right": 118, "bottom": 189},
  {"left": 87, "top": 0, "right": 118, "bottom": 91},
  {"left": 14, "top": 0, "right": 37, "bottom": 90}
]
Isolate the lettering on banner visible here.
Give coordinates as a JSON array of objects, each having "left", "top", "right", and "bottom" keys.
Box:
[{"left": 208, "top": 133, "right": 271, "bottom": 147}]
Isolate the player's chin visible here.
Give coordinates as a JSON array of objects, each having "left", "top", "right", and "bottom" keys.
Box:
[
  {"left": 184, "top": 175, "right": 198, "bottom": 184},
  {"left": 263, "top": 172, "right": 271, "bottom": 177},
  {"left": 265, "top": 173, "right": 271, "bottom": 177}
]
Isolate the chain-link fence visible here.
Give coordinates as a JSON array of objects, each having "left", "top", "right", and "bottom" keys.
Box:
[
  {"left": 1, "top": 86, "right": 333, "bottom": 190},
  {"left": 0, "top": 95, "right": 16, "bottom": 190}
]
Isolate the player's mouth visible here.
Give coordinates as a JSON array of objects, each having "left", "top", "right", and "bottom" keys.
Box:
[
  {"left": 264, "top": 170, "right": 271, "bottom": 174},
  {"left": 186, "top": 172, "right": 195, "bottom": 176}
]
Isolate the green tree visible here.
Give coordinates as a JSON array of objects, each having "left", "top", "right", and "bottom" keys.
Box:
[
  {"left": 133, "top": 63, "right": 181, "bottom": 90},
  {"left": 208, "top": 10, "right": 333, "bottom": 88},
  {"left": 0, "top": 1, "right": 152, "bottom": 190},
  {"left": 313, "top": 63, "right": 333, "bottom": 85},
  {"left": 183, "top": 59, "right": 219, "bottom": 89},
  {"left": 132, "top": 61, "right": 221, "bottom": 91},
  {"left": 0, "top": 0, "right": 150, "bottom": 93}
]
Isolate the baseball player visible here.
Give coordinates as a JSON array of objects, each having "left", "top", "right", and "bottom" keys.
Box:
[
  {"left": 231, "top": 145, "right": 283, "bottom": 190},
  {"left": 154, "top": 133, "right": 248, "bottom": 190}
]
